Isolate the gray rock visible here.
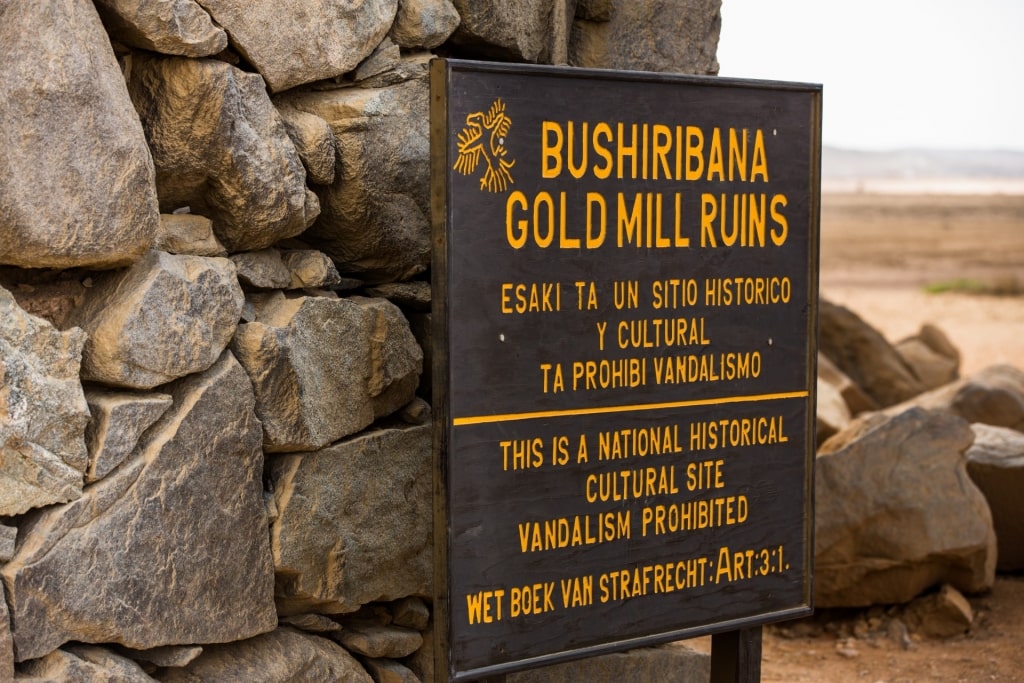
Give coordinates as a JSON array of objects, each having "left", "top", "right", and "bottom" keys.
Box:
[
  {"left": 1, "top": 286, "right": 88, "bottom": 516},
  {"left": 270, "top": 424, "right": 431, "bottom": 615},
  {"left": 93, "top": 0, "right": 227, "bottom": 57},
  {"left": 569, "top": 0, "right": 720, "bottom": 74},
  {"left": 278, "top": 614, "right": 343, "bottom": 636},
  {"left": 365, "top": 281, "right": 431, "bottom": 311},
  {"left": 1, "top": 352, "right": 276, "bottom": 661},
  {"left": 195, "top": 0, "right": 398, "bottom": 92},
  {"left": 17, "top": 645, "right": 156, "bottom": 681},
  {"left": 815, "top": 407, "right": 995, "bottom": 607},
  {"left": 895, "top": 337, "right": 958, "bottom": 390},
  {"left": 507, "top": 642, "right": 710, "bottom": 682},
  {"left": 126, "top": 54, "right": 319, "bottom": 252},
  {"left": 0, "top": 524, "right": 15, "bottom": 563},
  {"left": 63, "top": 250, "right": 244, "bottom": 390},
  {"left": 160, "top": 627, "right": 371, "bottom": 682},
  {"left": 354, "top": 38, "right": 403, "bottom": 82},
  {"left": 336, "top": 623, "right": 423, "bottom": 658},
  {"left": 361, "top": 657, "right": 420, "bottom": 683},
  {"left": 281, "top": 250, "right": 342, "bottom": 290},
  {"left": 1, "top": 582, "right": 11, "bottom": 682},
  {"left": 280, "top": 60, "right": 431, "bottom": 283},
  {"left": 449, "top": 0, "right": 573, "bottom": 63},
  {"left": 277, "top": 108, "right": 338, "bottom": 186},
  {"left": 818, "top": 300, "right": 926, "bottom": 408},
  {"left": 966, "top": 423, "right": 1024, "bottom": 571},
  {"left": 818, "top": 352, "right": 878, "bottom": 416},
  {"left": 118, "top": 644, "right": 203, "bottom": 668},
  {"left": 232, "top": 295, "right": 421, "bottom": 452},
  {"left": 389, "top": 0, "right": 460, "bottom": 49},
  {"left": 901, "top": 584, "right": 973, "bottom": 639},
  {"left": 816, "top": 376, "right": 851, "bottom": 446},
  {"left": 391, "top": 597, "right": 430, "bottom": 631},
  {"left": 231, "top": 249, "right": 292, "bottom": 289},
  {"left": 153, "top": 214, "right": 227, "bottom": 257},
  {"left": 83, "top": 389, "right": 173, "bottom": 482},
  {"left": 900, "top": 364, "right": 1024, "bottom": 432},
  {"left": 0, "top": 0, "right": 158, "bottom": 269}
]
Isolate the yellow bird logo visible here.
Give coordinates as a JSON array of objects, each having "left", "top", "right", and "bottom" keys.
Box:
[{"left": 454, "top": 98, "right": 516, "bottom": 192}]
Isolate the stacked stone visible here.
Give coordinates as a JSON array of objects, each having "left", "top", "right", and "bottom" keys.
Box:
[{"left": 0, "top": 0, "right": 721, "bottom": 680}]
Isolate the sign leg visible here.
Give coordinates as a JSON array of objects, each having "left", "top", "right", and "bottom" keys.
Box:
[{"left": 710, "top": 627, "right": 763, "bottom": 683}]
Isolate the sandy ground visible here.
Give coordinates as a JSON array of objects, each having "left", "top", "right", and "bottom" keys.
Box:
[{"left": 692, "top": 192, "right": 1024, "bottom": 682}]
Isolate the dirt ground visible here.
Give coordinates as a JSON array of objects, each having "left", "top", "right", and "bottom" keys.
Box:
[{"left": 692, "top": 192, "right": 1024, "bottom": 682}]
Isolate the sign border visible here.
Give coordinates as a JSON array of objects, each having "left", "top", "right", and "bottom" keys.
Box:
[{"left": 431, "top": 57, "right": 822, "bottom": 682}]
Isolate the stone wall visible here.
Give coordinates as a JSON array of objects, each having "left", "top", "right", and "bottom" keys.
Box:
[{"left": 0, "top": 1, "right": 720, "bottom": 679}]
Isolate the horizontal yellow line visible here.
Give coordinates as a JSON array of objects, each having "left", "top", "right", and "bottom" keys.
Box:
[{"left": 452, "top": 390, "right": 809, "bottom": 426}]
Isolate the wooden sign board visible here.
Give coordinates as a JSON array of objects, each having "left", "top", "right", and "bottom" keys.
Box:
[{"left": 431, "top": 59, "right": 821, "bottom": 682}]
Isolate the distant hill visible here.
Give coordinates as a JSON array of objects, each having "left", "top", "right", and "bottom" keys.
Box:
[{"left": 823, "top": 147, "right": 1024, "bottom": 179}]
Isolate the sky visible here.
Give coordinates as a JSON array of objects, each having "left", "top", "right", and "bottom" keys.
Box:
[{"left": 716, "top": 0, "right": 1024, "bottom": 152}]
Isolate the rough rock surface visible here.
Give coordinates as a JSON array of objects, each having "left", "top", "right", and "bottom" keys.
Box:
[
  {"left": 816, "top": 376, "right": 852, "bottom": 446},
  {"left": 63, "top": 250, "right": 243, "bottom": 390},
  {"left": 231, "top": 249, "right": 292, "bottom": 289},
  {"left": 815, "top": 407, "right": 996, "bottom": 607},
  {"left": 818, "top": 300, "right": 926, "bottom": 407},
  {"left": 232, "top": 295, "right": 421, "bottom": 452},
  {"left": 153, "top": 214, "right": 227, "bottom": 257},
  {"left": 508, "top": 642, "right": 710, "bottom": 682},
  {"left": 895, "top": 337, "right": 958, "bottom": 390},
  {"left": 0, "top": 525, "right": 15, "bottom": 562},
  {"left": 336, "top": 623, "right": 423, "bottom": 658},
  {"left": 83, "top": 389, "right": 173, "bottom": 482},
  {"left": 195, "top": 0, "right": 398, "bottom": 92},
  {"left": 449, "top": 0, "right": 567, "bottom": 62},
  {"left": 1, "top": 582, "right": 11, "bottom": 683},
  {"left": 902, "top": 364, "right": 1024, "bottom": 432},
  {"left": 160, "top": 627, "right": 371, "bottom": 682},
  {"left": 389, "top": 0, "right": 461, "bottom": 49},
  {"left": 966, "top": 423, "right": 1024, "bottom": 571},
  {"left": 569, "top": 0, "right": 721, "bottom": 74},
  {"left": 0, "top": 0, "right": 159, "bottom": 268},
  {"left": 17, "top": 645, "right": 156, "bottom": 681},
  {"left": 901, "top": 584, "right": 974, "bottom": 638},
  {"left": 1, "top": 353, "right": 276, "bottom": 661},
  {"left": 1, "top": 286, "right": 89, "bottom": 516},
  {"left": 280, "top": 59, "right": 431, "bottom": 282},
  {"left": 93, "top": 0, "right": 227, "bottom": 57},
  {"left": 126, "top": 54, "right": 319, "bottom": 252},
  {"left": 281, "top": 250, "right": 343, "bottom": 290},
  {"left": 818, "top": 352, "right": 879, "bottom": 416},
  {"left": 270, "top": 424, "right": 432, "bottom": 615},
  {"left": 276, "top": 108, "right": 338, "bottom": 186}
]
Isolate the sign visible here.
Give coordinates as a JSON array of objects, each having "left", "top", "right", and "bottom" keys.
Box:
[{"left": 431, "top": 58, "right": 821, "bottom": 681}]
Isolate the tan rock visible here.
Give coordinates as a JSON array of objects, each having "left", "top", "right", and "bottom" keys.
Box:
[
  {"left": 277, "top": 108, "right": 338, "bottom": 186},
  {"left": 897, "top": 364, "right": 1024, "bottom": 432},
  {"left": 895, "top": 337, "right": 958, "bottom": 390},
  {"left": 231, "top": 249, "right": 292, "bottom": 289},
  {"left": 389, "top": 0, "right": 460, "bottom": 49},
  {"left": 160, "top": 627, "right": 371, "bottom": 682},
  {"left": 361, "top": 657, "right": 420, "bottom": 683},
  {"left": 280, "top": 58, "right": 431, "bottom": 282},
  {"left": 83, "top": 389, "right": 173, "bottom": 482},
  {"left": 126, "top": 54, "right": 319, "bottom": 252},
  {"left": 449, "top": 0, "right": 572, "bottom": 63},
  {"left": 336, "top": 623, "right": 423, "bottom": 658},
  {"left": 818, "top": 352, "right": 879, "bottom": 415},
  {"left": 391, "top": 597, "right": 430, "bottom": 631},
  {"left": 901, "top": 584, "right": 973, "bottom": 638},
  {"left": 816, "top": 376, "right": 852, "bottom": 446},
  {"left": 815, "top": 408, "right": 995, "bottom": 607},
  {"left": 2, "top": 352, "right": 276, "bottom": 661},
  {"left": 17, "top": 645, "right": 156, "bottom": 681},
  {"left": 195, "top": 0, "right": 398, "bottom": 92},
  {"left": 93, "top": 0, "right": 227, "bottom": 57},
  {"left": 281, "top": 250, "right": 342, "bottom": 289},
  {"left": 270, "top": 424, "right": 431, "bottom": 614},
  {"left": 569, "top": 0, "right": 720, "bottom": 74},
  {"left": 0, "top": 0, "right": 158, "bottom": 269},
  {"left": 232, "top": 295, "right": 421, "bottom": 452},
  {"left": 153, "top": 214, "right": 227, "bottom": 257},
  {"left": 966, "top": 423, "right": 1024, "bottom": 571},
  {"left": 1, "top": 286, "right": 88, "bottom": 516},
  {"left": 63, "top": 250, "right": 244, "bottom": 390},
  {"left": 0, "top": 524, "right": 15, "bottom": 563}
]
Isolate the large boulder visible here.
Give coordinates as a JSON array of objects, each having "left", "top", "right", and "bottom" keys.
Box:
[
  {"left": 278, "top": 57, "right": 431, "bottom": 282},
  {"left": 93, "top": 0, "right": 227, "bottom": 57},
  {"left": 232, "top": 294, "right": 421, "bottom": 452},
  {"left": 1, "top": 352, "right": 276, "bottom": 661},
  {"left": 195, "top": 0, "right": 398, "bottom": 92},
  {"left": 818, "top": 300, "right": 926, "bottom": 407},
  {"left": 270, "top": 424, "right": 432, "bottom": 615},
  {"left": 0, "top": 0, "right": 158, "bottom": 269},
  {"left": 569, "top": 0, "right": 721, "bottom": 74},
  {"left": 1, "top": 286, "right": 89, "bottom": 517},
  {"left": 899, "top": 364, "right": 1024, "bottom": 432},
  {"left": 126, "top": 54, "right": 319, "bottom": 252},
  {"left": 389, "top": 0, "right": 461, "bottom": 49},
  {"left": 448, "top": 0, "right": 572, "bottom": 63},
  {"left": 966, "top": 424, "right": 1024, "bottom": 571},
  {"left": 815, "top": 407, "right": 995, "bottom": 607},
  {"left": 62, "top": 250, "right": 244, "bottom": 390},
  {"left": 160, "top": 627, "right": 371, "bottom": 682}
]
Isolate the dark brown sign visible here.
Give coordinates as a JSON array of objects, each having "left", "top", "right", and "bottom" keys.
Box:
[{"left": 431, "top": 59, "right": 821, "bottom": 681}]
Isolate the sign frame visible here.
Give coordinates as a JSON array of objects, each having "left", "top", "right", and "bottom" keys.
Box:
[{"left": 431, "top": 58, "right": 821, "bottom": 682}]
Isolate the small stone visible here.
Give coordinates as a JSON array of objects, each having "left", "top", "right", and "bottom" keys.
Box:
[
  {"left": 153, "top": 214, "right": 227, "bottom": 257},
  {"left": 0, "top": 524, "right": 16, "bottom": 563},
  {"left": 355, "top": 38, "right": 402, "bottom": 82},
  {"left": 389, "top": 0, "right": 460, "bottom": 49},
  {"left": 231, "top": 249, "right": 292, "bottom": 289},
  {"left": 391, "top": 597, "right": 430, "bottom": 631},
  {"left": 901, "top": 584, "right": 973, "bottom": 638},
  {"left": 18, "top": 645, "right": 155, "bottom": 681},
  {"left": 361, "top": 657, "right": 420, "bottom": 683},
  {"left": 336, "top": 623, "right": 423, "bottom": 658},
  {"left": 281, "top": 250, "right": 342, "bottom": 290},
  {"left": 365, "top": 281, "right": 431, "bottom": 311},
  {"left": 278, "top": 614, "right": 343, "bottom": 635},
  {"left": 118, "top": 644, "right": 204, "bottom": 668}
]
